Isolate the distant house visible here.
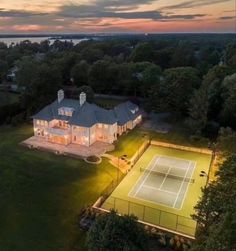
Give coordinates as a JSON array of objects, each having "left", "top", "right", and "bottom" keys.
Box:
[
  {"left": 32, "top": 90, "right": 142, "bottom": 146},
  {"left": 6, "top": 66, "right": 18, "bottom": 81}
]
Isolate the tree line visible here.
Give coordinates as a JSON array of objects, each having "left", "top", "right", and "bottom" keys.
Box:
[{"left": 0, "top": 36, "right": 236, "bottom": 137}]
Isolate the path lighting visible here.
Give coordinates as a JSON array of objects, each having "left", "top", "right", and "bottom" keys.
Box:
[
  {"left": 117, "top": 154, "right": 127, "bottom": 182},
  {"left": 200, "top": 170, "right": 210, "bottom": 188}
]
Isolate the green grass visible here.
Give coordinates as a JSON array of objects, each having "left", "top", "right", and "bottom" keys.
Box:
[
  {"left": 111, "top": 128, "right": 149, "bottom": 158},
  {"left": 111, "top": 124, "right": 209, "bottom": 160},
  {"left": 0, "top": 91, "right": 20, "bottom": 106},
  {"left": 102, "top": 145, "right": 212, "bottom": 237},
  {"left": 149, "top": 128, "right": 209, "bottom": 148},
  {"left": 0, "top": 125, "right": 118, "bottom": 251}
]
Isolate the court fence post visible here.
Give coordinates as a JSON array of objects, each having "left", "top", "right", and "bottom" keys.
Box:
[
  {"left": 176, "top": 215, "right": 179, "bottom": 230},
  {"left": 128, "top": 201, "right": 130, "bottom": 215},
  {"left": 143, "top": 205, "right": 146, "bottom": 221},
  {"left": 159, "top": 210, "right": 162, "bottom": 225},
  {"left": 114, "top": 197, "right": 116, "bottom": 210}
]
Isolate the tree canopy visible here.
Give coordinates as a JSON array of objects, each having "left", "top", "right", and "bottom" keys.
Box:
[
  {"left": 191, "top": 154, "right": 236, "bottom": 251},
  {"left": 87, "top": 211, "right": 148, "bottom": 251}
]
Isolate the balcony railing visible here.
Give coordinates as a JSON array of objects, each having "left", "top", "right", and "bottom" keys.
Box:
[{"left": 47, "top": 127, "right": 70, "bottom": 136}]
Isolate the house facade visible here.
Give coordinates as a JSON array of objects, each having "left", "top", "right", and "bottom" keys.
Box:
[{"left": 32, "top": 90, "right": 142, "bottom": 147}]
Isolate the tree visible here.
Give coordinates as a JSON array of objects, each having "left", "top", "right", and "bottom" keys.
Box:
[
  {"left": 191, "top": 154, "right": 236, "bottom": 251},
  {"left": 202, "top": 65, "right": 232, "bottom": 120},
  {"left": 16, "top": 56, "right": 38, "bottom": 87},
  {"left": 170, "top": 41, "right": 196, "bottom": 67},
  {"left": 88, "top": 60, "right": 116, "bottom": 93},
  {"left": 87, "top": 211, "right": 148, "bottom": 251},
  {"left": 71, "top": 61, "right": 89, "bottom": 86},
  {"left": 52, "top": 52, "right": 78, "bottom": 85},
  {"left": 160, "top": 67, "right": 200, "bottom": 114},
  {"left": 186, "top": 86, "right": 209, "bottom": 135},
  {"left": 0, "top": 60, "right": 8, "bottom": 82},
  {"left": 217, "top": 127, "right": 236, "bottom": 154},
  {"left": 137, "top": 64, "right": 161, "bottom": 98},
  {"left": 20, "top": 63, "right": 63, "bottom": 113},
  {"left": 130, "top": 62, "right": 161, "bottom": 97},
  {"left": 220, "top": 74, "right": 236, "bottom": 127},
  {"left": 130, "top": 42, "right": 155, "bottom": 62}
]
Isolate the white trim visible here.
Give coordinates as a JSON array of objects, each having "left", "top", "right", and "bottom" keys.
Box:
[
  {"left": 178, "top": 161, "right": 196, "bottom": 210},
  {"left": 128, "top": 155, "right": 158, "bottom": 197},
  {"left": 158, "top": 166, "right": 171, "bottom": 190},
  {"left": 133, "top": 156, "right": 161, "bottom": 197},
  {"left": 142, "top": 185, "right": 177, "bottom": 195},
  {"left": 173, "top": 161, "right": 191, "bottom": 208}
]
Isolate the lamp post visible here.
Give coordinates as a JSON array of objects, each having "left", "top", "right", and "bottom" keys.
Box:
[
  {"left": 200, "top": 170, "right": 210, "bottom": 188},
  {"left": 117, "top": 154, "right": 127, "bottom": 182}
]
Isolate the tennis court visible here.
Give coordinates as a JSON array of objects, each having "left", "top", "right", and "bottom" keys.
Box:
[
  {"left": 101, "top": 144, "right": 212, "bottom": 237},
  {"left": 129, "top": 155, "right": 196, "bottom": 210}
]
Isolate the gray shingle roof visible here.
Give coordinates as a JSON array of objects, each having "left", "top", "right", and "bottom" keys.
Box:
[
  {"left": 32, "top": 99, "right": 140, "bottom": 127},
  {"left": 114, "top": 101, "right": 141, "bottom": 126}
]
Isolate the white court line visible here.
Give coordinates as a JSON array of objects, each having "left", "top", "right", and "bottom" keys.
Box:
[
  {"left": 133, "top": 156, "right": 161, "bottom": 197},
  {"left": 158, "top": 166, "right": 171, "bottom": 190},
  {"left": 172, "top": 161, "right": 191, "bottom": 208},
  {"left": 178, "top": 161, "right": 196, "bottom": 210},
  {"left": 142, "top": 185, "right": 177, "bottom": 195},
  {"left": 159, "top": 155, "right": 193, "bottom": 163},
  {"left": 163, "top": 164, "right": 190, "bottom": 170},
  {"left": 128, "top": 155, "right": 159, "bottom": 197}
]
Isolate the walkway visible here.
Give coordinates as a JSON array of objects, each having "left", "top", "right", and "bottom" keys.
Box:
[{"left": 103, "top": 153, "right": 130, "bottom": 173}]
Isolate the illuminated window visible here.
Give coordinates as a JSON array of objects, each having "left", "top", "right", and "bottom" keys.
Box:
[
  {"left": 104, "top": 124, "right": 108, "bottom": 129},
  {"left": 58, "top": 107, "right": 74, "bottom": 116}
]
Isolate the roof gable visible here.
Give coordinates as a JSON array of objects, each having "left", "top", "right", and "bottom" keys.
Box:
[{"left": 32, "top": 98, "right": 140, "bottom": 127}]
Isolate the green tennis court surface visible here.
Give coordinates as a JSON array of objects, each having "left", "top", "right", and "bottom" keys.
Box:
[
  {"left": 102, "top": 145, "right": 212, "bottom": 237},
  {"left": 129, "top": 155, "right": 196, "bottom": 209}
]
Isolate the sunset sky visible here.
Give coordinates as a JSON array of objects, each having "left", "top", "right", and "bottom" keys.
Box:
[{"left": 0, "top": 0, "right": 235, "bottom": 33}]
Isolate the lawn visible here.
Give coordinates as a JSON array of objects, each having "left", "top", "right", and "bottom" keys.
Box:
[
  {"left": 111, "top": 128, "right": 149, "bottom": 158},
  {"left": 102, "top": 145, "right": 212, "bottom": 237},
  {"left": 0, "top": 91, "right": 20, "bottom": 106},
  {"left": 0, "top": 125, "right": 118, "bottom": 251}
]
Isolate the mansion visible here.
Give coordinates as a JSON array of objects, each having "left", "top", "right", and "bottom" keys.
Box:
[{"left": 32, "top": 90, "right": 142, "bottom": 147}]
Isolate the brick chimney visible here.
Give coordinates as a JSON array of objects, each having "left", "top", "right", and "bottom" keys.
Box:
[
  {"left": 58, "top": 89, "right": 64, "bottom": 103},
  {"left": 80, "top": 92, "right": 86, "bottom": 106}
]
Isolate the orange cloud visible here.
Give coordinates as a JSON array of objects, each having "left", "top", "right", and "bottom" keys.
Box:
[{"left": 11, "top": 24, "right": 44, "bottom": 31}]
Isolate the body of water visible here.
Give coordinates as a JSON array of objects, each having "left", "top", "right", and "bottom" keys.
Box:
[{"left": 0, "top": 37, "right": 89, "bottom": 46}]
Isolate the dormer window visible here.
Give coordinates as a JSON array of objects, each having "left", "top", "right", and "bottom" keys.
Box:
[
  {"left": 130, "top": 107, "right": 139, "bottom": 114},
  {"left": 58, "top": 107, "right": 75, "bottom": 117}
]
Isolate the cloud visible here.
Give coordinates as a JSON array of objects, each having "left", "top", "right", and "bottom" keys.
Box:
[
  {"left": 58, "top": 4, "right": 206, "bottom": 20},
  {"left": 0, "top": 9, "right": 47, "bottom": 18},
  {"left": 219, "top": 16, "right": 235, "bottom": 20},
  {"left": 159, "top": 0, "right": 232, "bottom": 10},
  {"left": 89, "top": 0, "right": 156, "bottom": 11}
]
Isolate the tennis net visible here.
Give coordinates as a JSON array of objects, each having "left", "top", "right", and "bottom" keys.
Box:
[{"left": 140, "top": 167, "right": 195, "bottom": 183}]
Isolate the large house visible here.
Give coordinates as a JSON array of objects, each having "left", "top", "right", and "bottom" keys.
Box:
[{"left": 32, "top": 90, "right": 142, "bottom": 147}]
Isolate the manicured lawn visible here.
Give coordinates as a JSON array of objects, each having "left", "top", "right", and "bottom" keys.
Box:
[
  {"left": 111, "top": 128, "right": 149, "bottom": 158},
  {"left": 0, "top": 125, "right": 118, "bottom": 251},
  {"left": 111, "top": 124, "right": 209, "bottom": 160},
  {"left": 149, "top": 126, "right": 209, "bottom": 148}
]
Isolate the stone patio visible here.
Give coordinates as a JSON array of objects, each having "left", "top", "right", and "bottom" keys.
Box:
[{"left": 21, "top": 136, "right": 115, "bottom": 158}]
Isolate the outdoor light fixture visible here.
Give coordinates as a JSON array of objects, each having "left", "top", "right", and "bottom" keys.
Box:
[{"left": 200, "top": 170, "right": 208, "bottom": 177}]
